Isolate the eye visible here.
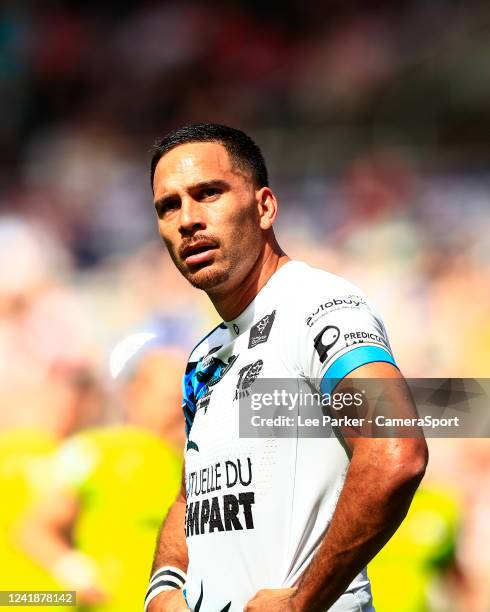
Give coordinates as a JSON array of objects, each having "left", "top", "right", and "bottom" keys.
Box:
[
  {"left": 199, "top": 187, "right": 221, "bottom": 200},
  {"left": 156, "top": 198, "right": 180, "bottom": 217}
]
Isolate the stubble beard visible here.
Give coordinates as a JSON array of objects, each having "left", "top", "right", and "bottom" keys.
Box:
[
  {"left": 184, "top": 264, "right": 230, "bottom": 292},
  {"left": 173, "top": 255, "right": 232, "bottom": 293}
]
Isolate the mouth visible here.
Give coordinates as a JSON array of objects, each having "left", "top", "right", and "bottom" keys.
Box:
[{"left": 181, "top": 241, "right": 218, "bottom": 266}]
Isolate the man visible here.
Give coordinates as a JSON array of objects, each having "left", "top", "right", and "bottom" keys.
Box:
[
  {"left": 146, "top": 124, "right": 428, "bottom": 612},
  {"left": 20, "top": 345, "right": 184, "bottom": 611},
  {"left": 0, "top": 365, "right": 102, "bottom": 610}
]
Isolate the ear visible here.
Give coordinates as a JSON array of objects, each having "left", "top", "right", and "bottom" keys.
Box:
[{"left": 256, "top": 187, "right": 278, "bottom": 230}]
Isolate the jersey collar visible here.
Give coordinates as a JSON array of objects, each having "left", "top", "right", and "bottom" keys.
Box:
[{"left": 223, "top": 260, "right": 296, "bottom": 337}]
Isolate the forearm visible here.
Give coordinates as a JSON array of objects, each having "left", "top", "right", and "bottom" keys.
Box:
[
  {"left": 19, "top": 518, "right": 73, "bottom": 569},
  {"left": 18, "top": 510, "right": 103, "bottom": 596},
  {"left": 147, "top": 481, "right": 189, "bottom": 611},
  {"left": 292, "top": 438, "right": 428, "bottom": 611},
  {"left": 151, "top": 495, "right": 189, "bottom": 574}
]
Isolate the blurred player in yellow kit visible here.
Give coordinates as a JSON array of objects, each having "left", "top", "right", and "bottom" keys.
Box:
[
  {"left": 369, "top": 485, "right": 461, "bottom": 611},
  {"left": 20, "top": 341, "right": 185, "bottom": 611},
  {"left": 0, "top": 429, "right": 59, "bottom": 595},
  {"left": 0, "top": 365, "right": 104, "bottom": 610}
]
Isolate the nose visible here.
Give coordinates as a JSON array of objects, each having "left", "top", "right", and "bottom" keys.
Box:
[{"left": 178, "top": 197, "right": 206, "bottom": 236}]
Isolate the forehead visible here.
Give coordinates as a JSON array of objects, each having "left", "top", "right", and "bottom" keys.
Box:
[{"left": 153, "top": 141, "right": 248, "bottom": 196}]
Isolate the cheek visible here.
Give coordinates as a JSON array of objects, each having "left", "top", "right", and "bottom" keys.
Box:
[
  {"left": 219, "top": 198, "right": 259, "bottom": 235},
  {"left": 235, "top": 206, "right": 262, "bottom": 242},
  {"left": 158, "top": 223, "right": 177, "bottom": 250}
]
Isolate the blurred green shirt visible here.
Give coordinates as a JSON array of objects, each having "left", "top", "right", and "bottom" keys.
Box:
[
  {"left": 0, "top": 429, "right": 62, "bottom": 609},
  {"left": 369, "top": 486, "right": 460, "bottom": 612},
  {"left": 49, "top": 426, "right": 182, "bottom": 612}
]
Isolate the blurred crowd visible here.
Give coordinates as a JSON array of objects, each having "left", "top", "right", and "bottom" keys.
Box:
[{"left": 1, "top": 1, "right": 490, "bottom": 611}]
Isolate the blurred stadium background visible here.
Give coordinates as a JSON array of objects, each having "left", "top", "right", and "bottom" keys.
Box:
[{"left": 0, "top": 1, "right": 489, "bottom": 610}]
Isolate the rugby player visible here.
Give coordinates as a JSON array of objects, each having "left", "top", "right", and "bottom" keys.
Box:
[
  {"left": 146, "top": 124, "right": 428, "bottom": 612},
  {"left": 20, "top": 347, "right": 184, "bottom": 611}
]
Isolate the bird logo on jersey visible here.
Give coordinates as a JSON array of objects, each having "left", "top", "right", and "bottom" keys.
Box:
[{"left": 313, "top": 325, "right": 340, "bottom": 363}]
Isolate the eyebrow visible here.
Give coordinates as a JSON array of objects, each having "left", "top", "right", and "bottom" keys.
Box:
[{"left": 154, "top": 179, "right": 229, "bottom": 210}]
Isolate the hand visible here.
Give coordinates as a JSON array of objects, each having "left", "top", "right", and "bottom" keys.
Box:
[
  {"left": 244, "top": 588, "right": 298, "bottom": 612},
  {"left": 76, "top": 586, "right": 108, "bottom": 606},
  {"left": 51, "top": 550, "right": 108, "bottom": 606},
  {"left": 147, "top": 589, "right": 189, "bottom": 612}
]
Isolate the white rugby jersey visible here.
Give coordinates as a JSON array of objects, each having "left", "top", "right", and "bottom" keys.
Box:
[{"left": 181, "top": 261, "right": 395, "bottom": 612}]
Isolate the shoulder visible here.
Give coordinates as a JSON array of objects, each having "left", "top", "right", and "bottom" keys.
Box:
[
  {"left": 278, "top": 261, "right": 371, "bottom": 321},
  {"left": 274, "top": 262, "right": 394, "bottom": 379}
]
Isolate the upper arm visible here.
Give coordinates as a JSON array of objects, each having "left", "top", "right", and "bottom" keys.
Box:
[
  {"left": 337, "top": 361, "right": 428, "bottom": 479},
  {"left": 289, "top": 273, "right": 427, "bottom": 476}
]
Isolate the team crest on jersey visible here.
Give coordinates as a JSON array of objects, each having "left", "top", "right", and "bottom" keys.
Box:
[
  {"left": 248, "top": 310, "right": 276, "bottom": 348},
  {"left": 234, "top": 360, "right": 263, "bottom": 400}
]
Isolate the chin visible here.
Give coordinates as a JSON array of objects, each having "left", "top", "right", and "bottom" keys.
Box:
[{"left": 185, "top": 264, "right": 230, "bottom": 292}]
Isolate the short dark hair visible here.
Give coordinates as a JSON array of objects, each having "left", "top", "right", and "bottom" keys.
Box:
[{"left": 150, "top": 123, "right": 268, "bottom": 191}]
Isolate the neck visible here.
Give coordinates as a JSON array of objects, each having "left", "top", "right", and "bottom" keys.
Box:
[{"left": 209, "top": 242, "right": 290, "bottom": 321}]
